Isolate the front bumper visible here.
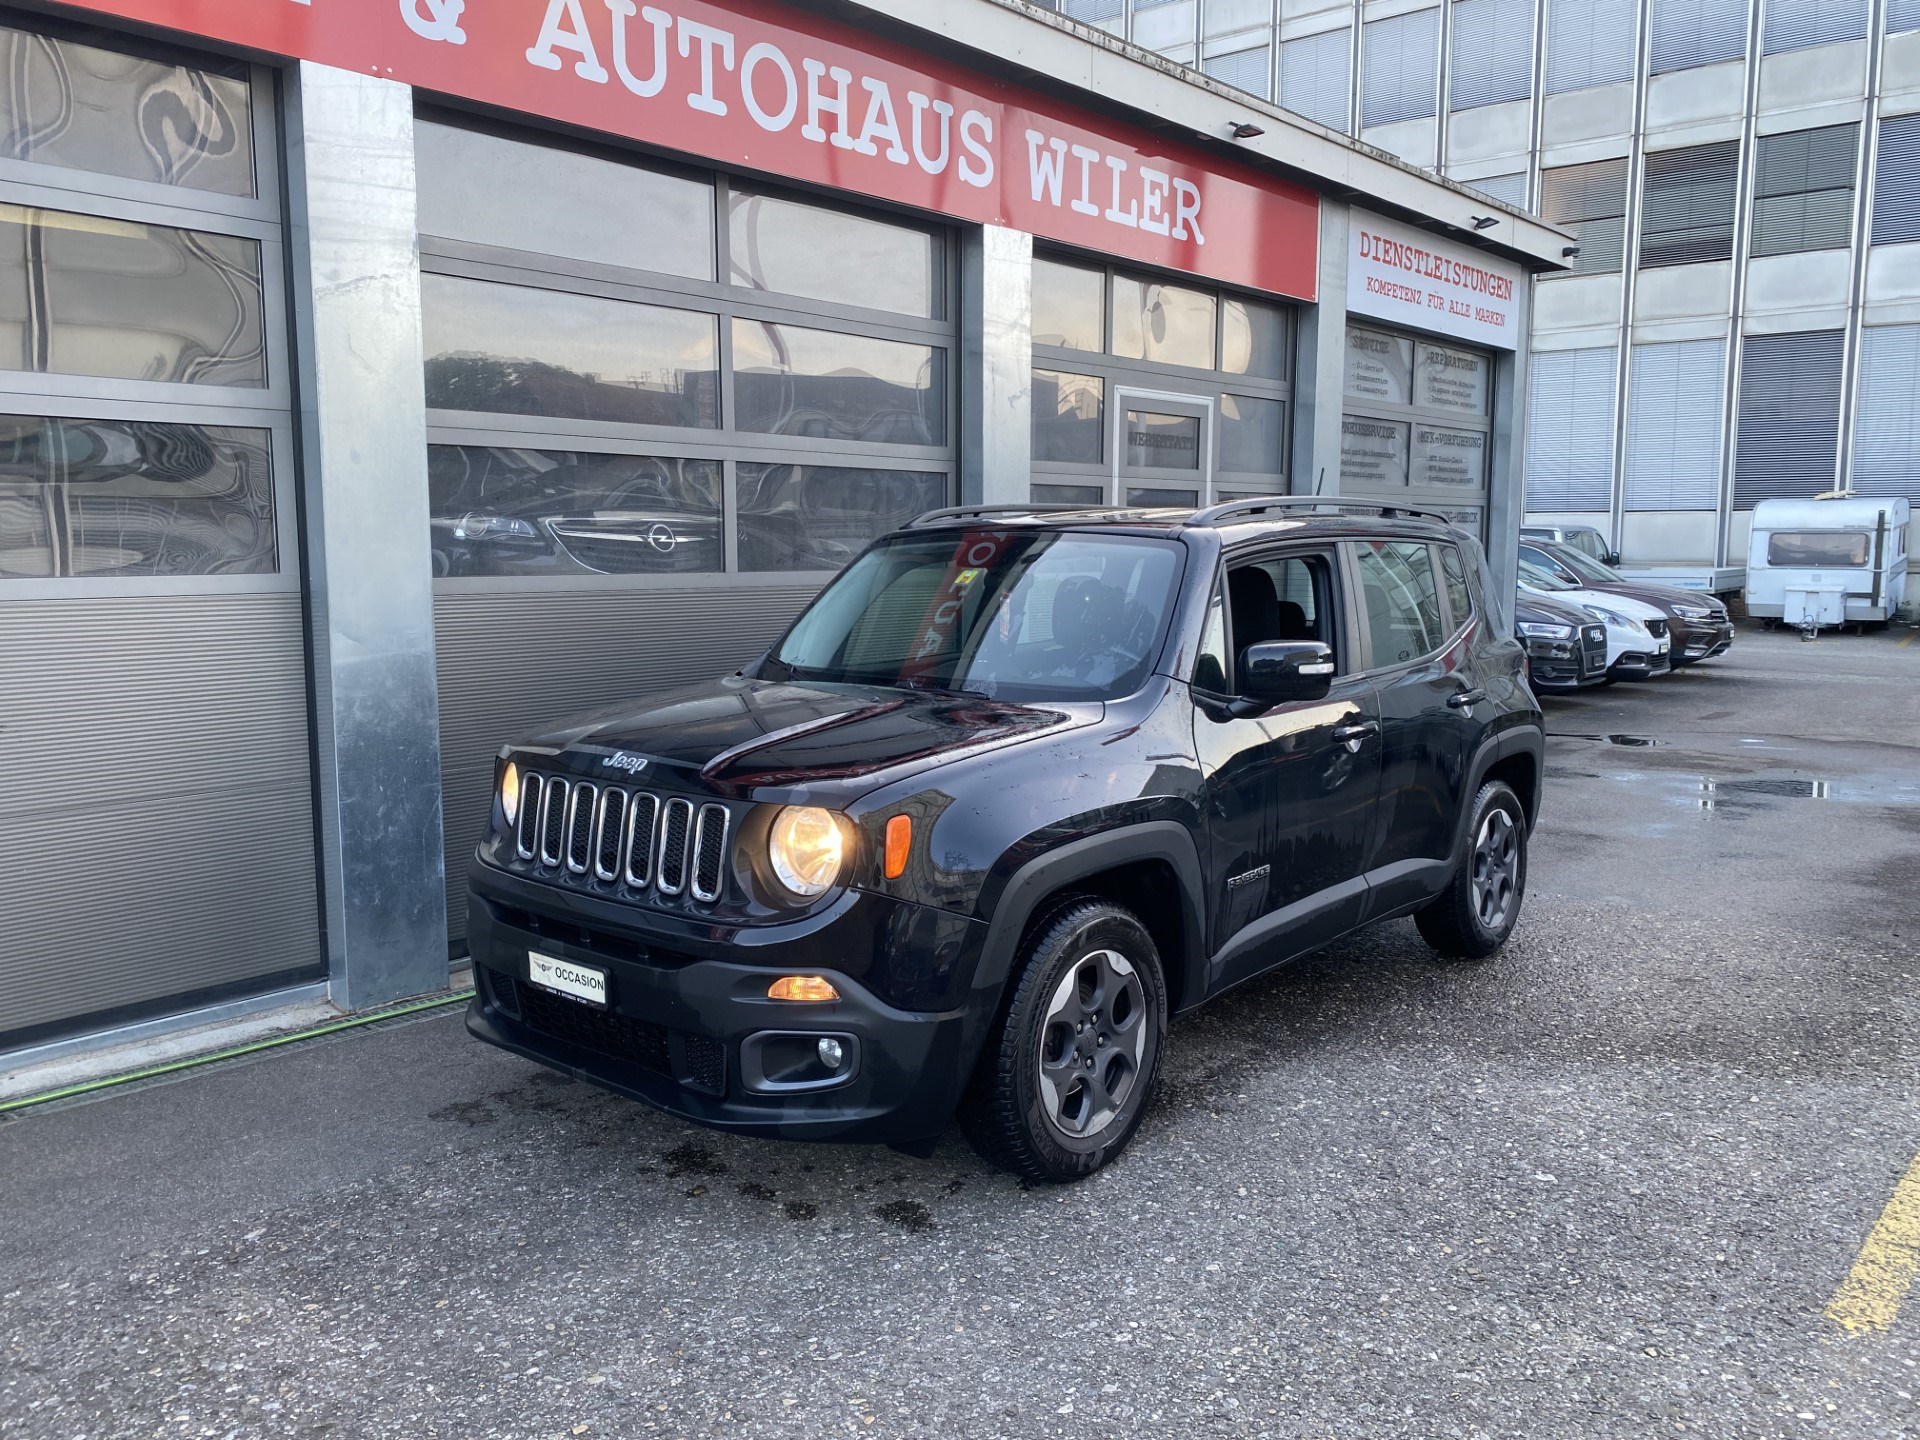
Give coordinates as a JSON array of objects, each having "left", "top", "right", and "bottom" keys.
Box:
[
  {"left": 1670, "top": 618, "right": 1735, "bottom": 664},
  {"left": 1608, "top": 648, "right": 1672, "bottom": 681},
  {"left": 464, "top": 865, "right": 989, "bottom": 1147}
]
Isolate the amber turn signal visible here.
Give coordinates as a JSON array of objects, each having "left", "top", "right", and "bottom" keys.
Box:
[
  {"left": 767, "top": 975, "right": 840, "bottom": 1003},
  {"left": 883, "top": 814, "right": 912, "bottom": 879}
]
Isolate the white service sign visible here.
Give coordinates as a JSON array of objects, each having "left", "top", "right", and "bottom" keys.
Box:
[{"left": 1347, "top": 210, "right": 1524, "bottom": 351}]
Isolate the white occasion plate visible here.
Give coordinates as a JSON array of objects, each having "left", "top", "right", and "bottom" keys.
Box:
[{"left": 528, "top": 951, "right": 608, "bottom": 1007}]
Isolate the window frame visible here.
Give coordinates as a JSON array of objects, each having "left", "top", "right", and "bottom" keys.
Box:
[
  {"left": 1212, "top": 542, "right": 1356, "bottom": 695},
  {"left": 0, "top": 18, "right": 293, "bottom": 601},
  {"left": 416, "top": 110, "right": 959, "bottom": 592},
  {"left": 1348, "top": 537, "right": 1457, "bottom": 675}
]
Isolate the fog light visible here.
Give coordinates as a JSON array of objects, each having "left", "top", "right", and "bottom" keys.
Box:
[
  {"left": 768, "top": 975, "right": 839, "bottom": 1002},
  {"left": 817, "top": 1037, "right": 845, "bottom": 1069}
]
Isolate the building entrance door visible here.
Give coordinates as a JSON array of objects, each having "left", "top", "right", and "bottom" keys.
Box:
[{"left": 1112, "top": 388, "right": 1215, "bottom": 508}]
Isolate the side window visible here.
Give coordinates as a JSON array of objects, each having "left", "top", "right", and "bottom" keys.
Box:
[
  {"left": 1226, "top": 551, "right": 1338, "bottom": 690},
  {"left": 1439, "top": 544, "right": 1473, "bottom": 629},
  {"left": 1193, "top": 577, "right": 1229, "bottom": 694},
  {"left": 1355, "top": 541, "right": 1445, "bottom": 667}
]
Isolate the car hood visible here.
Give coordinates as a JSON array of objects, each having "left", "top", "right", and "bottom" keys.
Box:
[
  {"left": 514, "top": 674, "right": 1091, "bottom": 790},
  {"left": 1520, "top": 584, "right": 1667, "bottom": 623},
  {"left": 1514, "top": 593, "right": 1596, "bottom": 629},
  {"left": 1575, "top": 579, "right": 1719, "bottom": 613}
]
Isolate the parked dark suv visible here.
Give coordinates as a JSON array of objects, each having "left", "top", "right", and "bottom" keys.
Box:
[{"left": 465, "top": 500, "right": 1545, "bottom": 1181}]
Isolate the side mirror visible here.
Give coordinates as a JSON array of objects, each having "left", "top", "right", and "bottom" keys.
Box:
[
  {"left": 1605, "top": 550, "right": 1622, "bottom": 567},
  {"left": 1240, "top": 641, "right": 1336, "bottom": 706}
]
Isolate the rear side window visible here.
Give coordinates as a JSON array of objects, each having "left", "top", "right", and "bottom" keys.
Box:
[
  {"left": 1767, "top": 531, "right": 1871, "bottom": 566},
  {"left": 1355, "top": 541, "right": 1446, "bottom": 667},
  {"left": 1439, "top": 544, "right": 1473, "bottom": 627}
]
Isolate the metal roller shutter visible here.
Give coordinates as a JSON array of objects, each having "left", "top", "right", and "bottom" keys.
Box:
[
  {"left": 1852, "top": 326, "right": 1920, "bottom": 503},
  {"left": 1449, "top": 0, "right": 1535, "bottom": 110},
  {"left": 1752, "top": 125, "right": 1857, "bottom": 256},
  {"left": 1541, "top": 158, "right": 1630, "bottom": 273},
  {"left": 1641, "top": 142, "right": 1742, "bottom": 267},
  {"left": 1893, "top": 0, "right": 1920, "bottom": 31},
  {"left": 1362, "top": 9, "right": 1441, "bottom": 128},
  {"left": 1281, "top": 28, "right": 1353, "bottom": 131},
  {"left": 1465, "top": 171, "right": 1530, "bottom": 207},
  {"left": 1204, "top": 44, "right": 1273, "bottom": 95},
  {"left": 1061, "top": 0, "right": 1125, "bottom": 20},
  {"left": 1733, "top": 330, "right": 1844, "bottom": 508},
  {"left": 1763, "top": 0, "right": 1869, "bottom": 53},
  {"left": 1525, "top": 348, "right": 1619, "bottom": 511},
  {"left": 1625, "top": 340, "right": 1727, "bottom": 510},
  {"left": 1871, "top": 114, "right": 1920, "bottom": 246},
  {"left": 1651, "top": 0, "right": 1749, "bottom": 72},
  {"left": 1546, "top": 0, "right": 1638, "bottom": 93}
]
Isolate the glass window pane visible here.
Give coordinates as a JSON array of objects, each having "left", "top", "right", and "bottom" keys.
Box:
[
  {"left": 1032, "top": 482, "right": 1106, "bottom": 505},
  {"left": 1219, "top": 393, "right": 1285, "bottom": 475},
  {"left": 1340, "top": 415, "right": 1411, "bottom": 489},
  {"left": 1221, "top": 297, "right": 1288, "bottom": 378},
  {"left": 1415, "top": 343, "right": 1491, "bottom": 414},
  {"left": 422, "top": 275, "right": 719, "bottom": 428},
  {"left": 1112, "top": 275, "right": 1217, "bottom": 368},
  {"left": 1412, "top": 424, "right": 1488, "bottom": 488},
  {"left": 1123, "top": 410, "right": 1202, "bottom": 470},
  {"left": 415, "top": 122, "right": 714, "bottom": 281},
  {"left": 732, "top": 320, "right": 945, "bottom": 445},
  {"left": 737, "top": 464, "right": 946, "bottom": 571},
  {"left": 1440, "top": 543, "right": 1473, "bottom": 622},
  {"left": 1356, "top": 540, "right": 1446, "bottom": 664},
  {"left": 1126, "top": 485, "right": 1199, "bottom": 506},
  {"left": 0, "top": 204, "right": 265, "bottom": 386},
  {"left": 1345, "top": 327, "right": 1416, "bottom": 404},
  {"left": 1033, "top": 256, "right": 1105, "bottom": 350},
  {"left": 0, "top": 415, "right": 274, "bottom": 578},
  {"left": 0, "top": 27, "right": 254, "bottom": 196},
  {"left": 427, "top": 446, "right": 721, "bottom": 577},
  {"left": 729, "top": 191, "right": 935, "bottom": 317},
  {"left": 1032, "top": 368, "right": 1104, "bottom": 463}
]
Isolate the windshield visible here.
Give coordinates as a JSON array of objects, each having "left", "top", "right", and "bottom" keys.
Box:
[
  {"left": 1545, "top": 543, "right": 1621, "bottom": 585},
  {"left": 762, "top": 530, "right": 1185, "bottom": 701},
  {"left": 1768, "top": 531, "right": 1871, "bottom": 567},
  {"left": 1517, "top": 559, "right": 1575, "bottom": 592}
]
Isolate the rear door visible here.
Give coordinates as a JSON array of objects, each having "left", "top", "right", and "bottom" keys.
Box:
[
  {"left": 1351, "top": 538, "right": 1484, "bottom": 917},
  {"left": 1193, "top": 544, "right": 1383, "bottom": 990}
]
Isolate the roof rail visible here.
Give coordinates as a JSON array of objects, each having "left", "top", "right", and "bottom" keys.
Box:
[
  {"left": 906, "top": 503, "right": 1067, "bottom": 528},
  {"left": 1187, "top": 496, "right": 1465, "bottom": 529}
]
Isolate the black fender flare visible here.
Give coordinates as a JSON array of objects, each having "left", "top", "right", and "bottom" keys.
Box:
[
  {"left": 1447, "top": 722, "right": 1546, "bottom": 866},
  {"left": 970, "top": 821, "right": 1208, "bottom": 1013}
]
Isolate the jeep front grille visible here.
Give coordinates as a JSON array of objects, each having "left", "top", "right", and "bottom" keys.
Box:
[{"left": 513, "top": 772, "right": 729, "bottom": 904}]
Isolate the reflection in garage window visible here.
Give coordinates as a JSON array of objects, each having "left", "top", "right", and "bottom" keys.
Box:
[
  {"left": 1032, "top": 369, "right": 1104, "bottom": 464},
  {"left": 731, "top": 321, "right": 945, "bottom": 445},
  {"left": 736, "top": 464, "right": 945, "bottom": 572},
  {"left": 728, "top": 189, "right": 937, "bottom": 318},
  {"left": 0, "top": 414, "right": 275, "bottom": 577},
  {"left": 421, "top": 275, "right": 719, "bottom": 429},
  {"left": 426, "top": 446, "right": 721, "bottom": 577},
  {"left": 0, "top": 203, "right": 266, "bottom": 386}
]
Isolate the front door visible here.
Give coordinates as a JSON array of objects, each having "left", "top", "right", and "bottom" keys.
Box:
[
  {"left": 1113, "top": 388, "right": 1213, "bottom": 509},
  {"left": 1193, "top": 546, "right": 1384, "bottom": 991}
]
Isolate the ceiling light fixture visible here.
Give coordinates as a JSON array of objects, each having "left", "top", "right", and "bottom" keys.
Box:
[
  {"left": 1230, "top": 121, "right": 1266, "bottom": 139},
  {"left": 1470, "top": 214, "right": 1499, "bottom": 230}
]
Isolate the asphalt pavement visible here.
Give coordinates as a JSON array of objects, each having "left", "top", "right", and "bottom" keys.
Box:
[{"left": 4, "top": 624, "right": 1919, "bottom": 1439}]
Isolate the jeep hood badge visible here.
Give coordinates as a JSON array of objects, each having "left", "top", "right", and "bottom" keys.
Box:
[{"left": 601, "top": 751, "right": 649, "bottom": 774}]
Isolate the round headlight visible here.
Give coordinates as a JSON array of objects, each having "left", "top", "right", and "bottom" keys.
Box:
[
  {"left": 500, "top": 760, "right": 521, "bottom": 827},
  {"left": 766, "top": 806, "right": 846, "bottom": 898}
]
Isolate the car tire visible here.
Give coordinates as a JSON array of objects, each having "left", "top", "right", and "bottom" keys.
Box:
[
  {"left": 958, "top": 898, "right": 1167, "bottom": 1183},
  {"left": 1415, "top": 779, "right": 1529, "bottom": 961}
]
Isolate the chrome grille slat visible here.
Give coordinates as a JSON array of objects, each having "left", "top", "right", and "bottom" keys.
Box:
[
  {"left": 623, "top": 791, "right": 660, "bottom": 888},
  {"left": 565, "top": 782, "right": 597, "bottom": 874},
  {"left": 537, "top": 778, "right": 568, "bottom": 867},
  {"left": 514, "top": 773, "right": 544, "bottom": 860},
  {"left": 593, "top": 788, "right": 626, "bottom": 881},
  {"left": 656, "top": 797, "right": 693, "bottom": 896},
  {"left": 691, "top": 803, "right": 729, "bottom": 903}
]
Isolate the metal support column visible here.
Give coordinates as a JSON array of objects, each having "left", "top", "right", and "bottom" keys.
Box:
[
  {"left": 960, "top": 224, "right": 1034, "bottom": 507},
  {"left": 1292, "top": 201, "right": 1351, "bottom": 499},
  {"left": 284, "top": 62, "right": 450, "bottom": 1011},
  {"left": 1486, "top": 278, "right": 1535, "bottom": 636}
]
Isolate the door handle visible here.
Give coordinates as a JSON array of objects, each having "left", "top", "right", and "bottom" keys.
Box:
[
  {"left": 1448, "top": 689, "right": 1488, "bottom": 710},
  {"left": 1332, "top": 719, "right": 1379, "bottom": 752}
]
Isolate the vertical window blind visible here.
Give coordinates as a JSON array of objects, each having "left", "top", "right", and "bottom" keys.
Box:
[
  {"left": 1281, "top": 28, "right": 1353, "bottom": 131},
  {"left": 1362, "top": 9, "right": 1441, "bottom": 128},
  {"left": 1762, "top": 0, "right": 1869, "bottom": 54},
  {"left": 1852, "top": 326, "right": 1920, "bottom": 502},
  {"left": 1204, "top": 45, "right": 1273, "bottom": 95},
  {"left": 1546, "top": 0, "right": 1639, "bottom": 93},
  {"left": 1625, "top": 340, "right": 1727, "bottom": 510},
  {"left": 1733, "top": 330, "right": 1844, "bottom": 508},
  {"left": 1751, "top": 125, "right": 1857, "bottom": 256},
  {"left": 1541, "top": 158, "right": 1630, "bottom": 273},
  {"left": 1525, "top": 347, "right": 1619, "bottom": 511},
  {"left": 1449, "top": 0, "right": 1535, "bottom": 110},
  {"left": 1651, "top": 0, "right": 1748, "bottom": 72},
  {"left": 1871, "top": 114, "right": 1920, "bottom": 246},
  {"left": 1640, "top": 142, "right": 1741, "bottom": 267}
]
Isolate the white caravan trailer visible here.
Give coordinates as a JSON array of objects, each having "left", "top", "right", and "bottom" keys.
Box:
[{"left": 1746, "top": 495, "right": 1911, "bottom": 630}]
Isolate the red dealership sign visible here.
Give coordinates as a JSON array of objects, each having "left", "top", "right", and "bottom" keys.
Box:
[{"left": 46, "top": 0, "right": 1318, "bottom": 299}]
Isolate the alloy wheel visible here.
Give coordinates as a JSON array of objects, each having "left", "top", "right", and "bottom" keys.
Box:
[
  {"left": 1036, "top": 948, "right": 1147, "bottom": 1141},
  {"left": 1470, "top": 807, "right": 1519, "bottom": 931}
]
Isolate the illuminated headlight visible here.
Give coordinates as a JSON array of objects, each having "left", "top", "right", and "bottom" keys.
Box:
[
  {"left": 1519, "top": 622, "right": 1575, "bottom": 639},
  {"left": 766, "top": 806, "right": 847, "bottom": 898},
  {"left": 500, "top": 760, "right": 521, "bottom": 827}
]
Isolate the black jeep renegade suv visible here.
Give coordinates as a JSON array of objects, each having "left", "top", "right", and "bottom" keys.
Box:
[{"left": 465, "top": 499, "right": 1544, "bottom": 1181}]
